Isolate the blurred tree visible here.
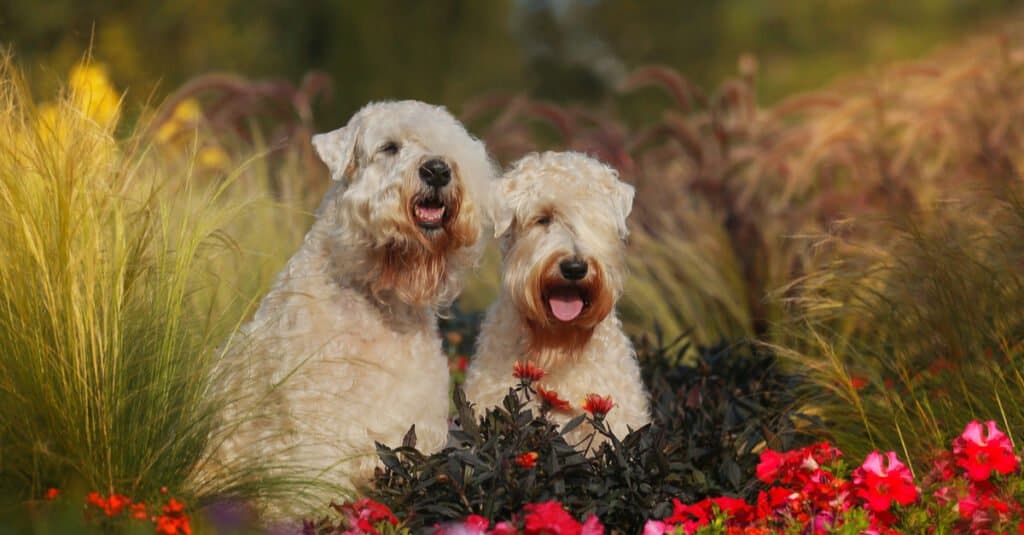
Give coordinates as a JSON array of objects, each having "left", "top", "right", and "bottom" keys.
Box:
[{"left": 0, "top": 0, "right": 1019, "bottom": 127}]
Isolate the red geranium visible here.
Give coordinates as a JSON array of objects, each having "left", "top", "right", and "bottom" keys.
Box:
[
  {"left": 952, "top": 420, "right": 1019, "bottom": 481},
  {"left": 353, "top": 498, "right": 399, "bottom": 533},
  {"left": 852, "top": 451, "right": 919, "bottom": 513},
  {"left": 522, "top": 501, "right": 583, "bottom": 535}
]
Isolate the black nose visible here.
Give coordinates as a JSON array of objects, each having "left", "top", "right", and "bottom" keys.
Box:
[
  {"left": 419, "top": 159, "right": 451, "bottom": 187},
  {"left": 559, "top": 258, "right": 588, "bottom": 281}
]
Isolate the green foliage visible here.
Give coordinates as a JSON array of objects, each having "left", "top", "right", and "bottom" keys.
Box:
[
  {"left": 0, "top": 55, "right": 317, "bottom": 521},
  {"left": 368, "top": 339, "right": 817, "bottom": 533}
]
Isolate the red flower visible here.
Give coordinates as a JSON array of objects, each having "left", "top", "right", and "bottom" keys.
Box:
[
  {"left": 155, "top": 498, "right": 191, "bottom": 535},
  {"left": 129, "top": 502, "right": 148, "bottom": 521},
  {"left": 928, "top": 450, "right": 957, "bottom": 482},
  {"left": 581, "top": 394, "right": 614, "bottom": 417},
  {"left": 536, "top": 386, "right": 571, "bottom": 412},
  {"left": 450, "top": 356, "right": 469, "bottom": 373},
  {"left": 755, "top": 449, "right": 787, "bottom": 484},
  {"left": 353, "top": 498, "right": 399, "bottom": 533},
  {"left": 852, "top": 451, "right": 919, "bottom": 513},
  {"left": 952, "top": 420, "right": 1019, "bottom": 481},
  {"left": 106, "top": 493, "right": 130, "bottom": 516},
  {"left": 523, "top": 501, "right": 582, "bottom": 535},
  {"left": 464, "top": 514, "right": 490, "bottom": 531},
  {"left": 664, "top": 497, "right": 711, "bottom": 531},
  {"left": 86, "top": 492, "right": 106, "bottom": 509},
  {"left": 162, "top": 498, "right": 185, "bottom": 516},
  {"left": 155, "top": 515, "right": 191, "bottom": 535},
  {"left": 86, "top": 492, "right": 131, "bottom": 517},
  {"left": 516, "top": 451, "right": 540, "bottom": 468},
  {"left": 44, "top": 488, "right": 59, "bottom": 501},
  {"left": 491, "top": 521, "right": 518, "bottom": 535},
  {"left": 514, "top": 361, "right": 546, "bottom": 382}
]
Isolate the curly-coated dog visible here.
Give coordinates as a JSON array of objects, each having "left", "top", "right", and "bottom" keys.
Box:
[
  {"left": 205, "top": 100, "right": 494, "bottom": 515},
  {"left": 463, "top": 151, "right": 651, "bottom": 446}
]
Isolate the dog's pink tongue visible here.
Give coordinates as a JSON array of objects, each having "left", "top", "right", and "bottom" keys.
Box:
[{"left": 548, "top": 291, "right": 584, "bottom": 322}]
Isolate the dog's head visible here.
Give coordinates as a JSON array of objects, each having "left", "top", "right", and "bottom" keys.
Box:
[
  {"left": 312, "top": 101, "right": 494, "bottom": 306},
  {"left": 491, "top": 152, "right": 634, "bottom": 356}
]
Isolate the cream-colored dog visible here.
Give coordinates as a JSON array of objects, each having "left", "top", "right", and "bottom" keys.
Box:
[
  {"left": 464, "top": 151, "right": 650, "bottom": 445},
  {"left": 206, "top": 101, "right": 493, "bottom": 513}
]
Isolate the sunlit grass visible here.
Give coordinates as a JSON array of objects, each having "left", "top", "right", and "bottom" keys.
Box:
[
  {"left": 770, "top": 188, "right": 1024, "bottom": 465},
  {"left": 0, "top": 54, "right": 325, "bottom": 523}
]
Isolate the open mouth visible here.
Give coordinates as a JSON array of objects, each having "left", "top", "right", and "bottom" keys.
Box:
[
  {"left": 544, "top": 286, "right": 590, "bottom": 322},
  {"left": 413, "top": 197, "right": 447, "bottom": 229}
]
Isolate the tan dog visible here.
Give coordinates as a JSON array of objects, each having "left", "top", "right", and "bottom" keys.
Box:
[
  {"left": 206, "top": 101, "right": 494, "bottom": 515},
  {"left": 464, "top": 151, "right": 650, "bottom": 445}
]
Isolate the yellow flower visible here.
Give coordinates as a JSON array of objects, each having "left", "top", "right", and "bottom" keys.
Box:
[
  {"left": 68, "top": 63, "right": 120, "bottom": 127},
  {"left": 155, "top": 99, "right": 203, "bottom": 145},
  {"left": 197, "top": 145, "right": 230, "bottom": 171}
]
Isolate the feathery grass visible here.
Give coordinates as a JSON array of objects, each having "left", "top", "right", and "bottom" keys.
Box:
[
  {"left": 770, "top": 186, "right": 1024, "bottom": 464},
  {"left": 0, "top": 54, "right": 320, "bottom": 519}
]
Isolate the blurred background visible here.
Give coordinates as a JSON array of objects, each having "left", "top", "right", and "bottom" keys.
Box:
[
  {"left": 2, "top": 0, "right": 1020, "bottom": 126},
  {"left": 5, "top": 0, "right": 1024, "bottom": 524}
]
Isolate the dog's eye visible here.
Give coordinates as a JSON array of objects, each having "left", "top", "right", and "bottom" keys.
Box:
[
  {"left": 378, "top": 141, "right": 400, "bottom": 155},
  {"left": 535, "top": 214, "right": 553, "bottom": 226}
]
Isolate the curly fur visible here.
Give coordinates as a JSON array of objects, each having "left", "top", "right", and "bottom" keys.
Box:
[
  {"left": 464, "top": 151, "right": 651, "bottom": 446},
  {"left": 202, "top": 101, "right": 495, "bottom": 518}
]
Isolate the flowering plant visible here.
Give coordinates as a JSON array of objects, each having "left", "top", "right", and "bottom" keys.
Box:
[
  {"left": 43, "top": 486, "right": 192, "bottom": 534},
  {"left": 390, "top": 419, "right": 1024, "bottom": 534},
  {"left": 370, "top": 340, "right": 812, "bottom": 533}
]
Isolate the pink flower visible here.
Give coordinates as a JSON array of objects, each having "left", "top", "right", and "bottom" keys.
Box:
[
  {"left": 580, "top": 514, "right": 604, "bottom": 535},
  {"left": 852, "top": 451, "right": 919, "bottom": 513},
  {"left": 490, "top": 521, "right": 518, "bottom": 535},
  {"left": 952, "top": 420, "right": 1019, "bottom": 481},
  {"left": 642, "top": 520, "right": 669, "bottom": 535}
]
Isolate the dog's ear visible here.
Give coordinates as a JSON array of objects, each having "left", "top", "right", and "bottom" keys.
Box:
[
  {"left": 613, "top": 180, "right": 635, "bottom": 239},
  {"left": 489, "top": 178, "right": 516, "bottom": 238},
  {"left": 312, "top": 125, "right": 359, "bottom": 182}
]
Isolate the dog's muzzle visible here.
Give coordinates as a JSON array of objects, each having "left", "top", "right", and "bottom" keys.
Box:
[{"left": 413, "top": 159, "right": 452, "bottom": 230}]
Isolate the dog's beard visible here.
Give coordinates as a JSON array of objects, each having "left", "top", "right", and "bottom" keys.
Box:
[
  {"left": 371, "top": 181, "right": 479, "bottom": 306},
  {"left": 515, "top": 258, "right": 615, "bottom": 368}
]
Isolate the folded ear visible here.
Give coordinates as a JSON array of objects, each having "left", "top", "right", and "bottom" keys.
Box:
[
  {"left": 614, "top": 180, "right": 636, "bottom": 239},
  {"left": 489, "top": 179, "right": 516, "bottom": 239},
  {"left": 312, "top": 125, "right": 358, "bottom": 181}
]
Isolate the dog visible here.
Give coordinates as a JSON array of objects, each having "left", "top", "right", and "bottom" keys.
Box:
[
  {"left": 463, "top": 151, "right": 651, "bottom": 446},
  {"left": 204, "top": 100, "right": 494, "bottom": 516}
]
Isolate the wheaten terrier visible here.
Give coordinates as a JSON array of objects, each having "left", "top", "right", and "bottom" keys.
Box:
[
  {"left": 463, "top": 151, "right": 651, "bottom": 445},
  {"left": 206, "top": 101, "right": 493, "bottom": 512}
]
